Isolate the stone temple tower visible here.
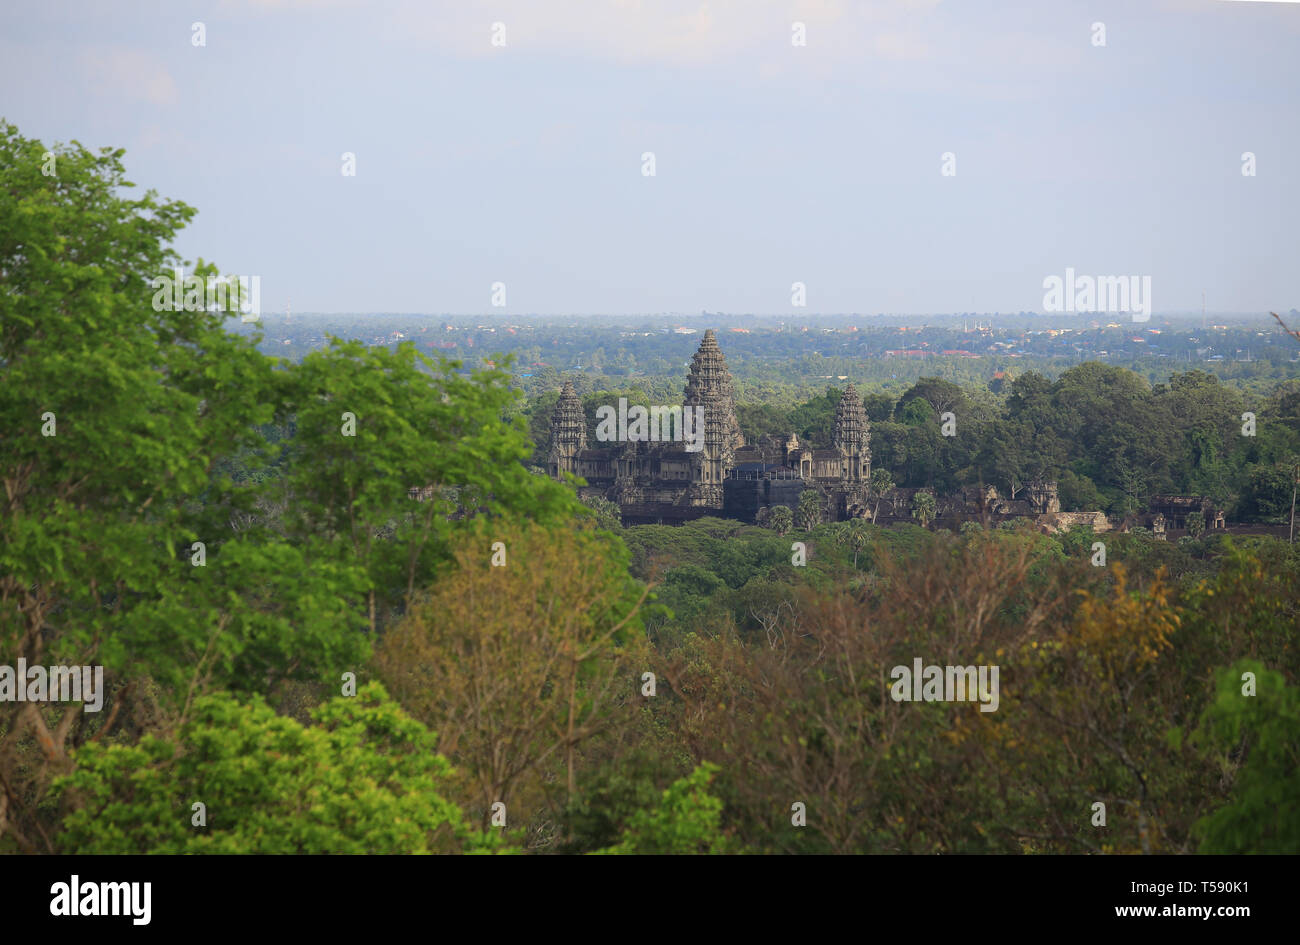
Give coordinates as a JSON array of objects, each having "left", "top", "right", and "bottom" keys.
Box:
[
  {"left": 832, "top": 383, "right": 871, "bottom": 482},
  {"left": 547, "top": 380, "right": 587, "bottom": 479},
  {"left": 683, "top": 329, "right": 743, "bottom": 495}
]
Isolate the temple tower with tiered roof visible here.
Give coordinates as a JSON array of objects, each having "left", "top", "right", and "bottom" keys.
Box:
[
  {"left": 683, "top": 329, "right": 743, "bottom": 495},
  {"left": 831, "top": 383, "right": 871, "bottom": 482},
  {"left": 547, "top": 380, "right": 587, "bottom": 479}
]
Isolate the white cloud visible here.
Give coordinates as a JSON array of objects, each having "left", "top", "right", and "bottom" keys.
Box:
[
  {"left": 82, "top": 48, "right": 178, "bottom": 105},
  {"left": 340, "top": 0, "right": 945, "bottom": 67}
]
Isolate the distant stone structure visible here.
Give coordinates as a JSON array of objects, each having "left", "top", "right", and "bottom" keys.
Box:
[
  {"left": 869, "top": 481, "right": 1060, "bottom": 526},
  {"left": 1147, "top": 495, "right": 1226, "bottom": 530},
  {"left": 1036, "top": 511, "right": 1111, "bottom": 534},
  {"left": 548, "top": 330, "right": 746, "bottom": 522},
  {"left": 546, "top": 380, "right": 588, "bottom": 479},
  {"left": 545, "top": 330, "right": 1219, "bottom": 534},
  {"left": 548, "top": 330, "right": 884, "bottom": 525}
]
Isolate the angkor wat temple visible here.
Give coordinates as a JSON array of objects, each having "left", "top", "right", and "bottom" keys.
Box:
[
  {"left": 545, "top": 329, "right": 1230, "bottom": 534},
  {"left": 546, "top": 329, "right": 1075, "bottom": 527}
]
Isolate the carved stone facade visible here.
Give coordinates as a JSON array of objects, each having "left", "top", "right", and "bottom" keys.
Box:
[
  {"left": 548, "top": 330, "right": 883, "bottom": 524},
  {"left": 1148, "top": 494, "right": 1225, "bottom": 530},
  {"left": 548, "top": 330, "right": 749, "bottom": 522}
]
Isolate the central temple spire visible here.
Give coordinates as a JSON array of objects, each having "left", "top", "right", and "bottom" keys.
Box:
[
  {"left": 547, "top": 379, "right": 587, "bottom": 478},
  {"left": 832, "top": 383, "right": 871, "bottom": 482},
  {"left": 683, "top": 329, "right": 743, "bottom": 451}
]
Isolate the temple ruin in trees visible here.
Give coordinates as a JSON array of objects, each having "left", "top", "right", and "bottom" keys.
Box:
[{"left": 547, "top": 330, "right": 1222, "bottom": 533}]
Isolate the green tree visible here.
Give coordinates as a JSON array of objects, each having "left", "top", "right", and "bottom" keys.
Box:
[
  {"left": 768, "top": 505, "right": 794, "bottom": 536},
  {"left": 0, "top": 122, "right": 368, "bottom": 850},
  {"left": 911, "top": 491, "right": 937, "bottom": 528},
  {"left": 1053, "top": 363, "right": 1173, "bottom": 500},
  {"left": 1192, "top": 661, "right": 1300, "bottom": 854},
  {"left": 868, "top": 468, "right": 894, "bottom": 523},
  {"left": 787, "top": 388, "right": 842, "bottom": 446},
  {"left": 1238, "top": 461, "right": 1298, "bottom": 522},
  {"left": 1155, "top": 371, "right": 1244, "bottom": 498},
  {"left": 898, "top": 376, "right": 967, "bottom": 415},
  {"left": 53, "top": 683, "right": 499, "bottom": 854},
  {"left": 580, "top": 495, "right": 624, "bottom": 531},
  {"left": 374, "top": 521, "right": 649, "bottom": 821},
  {"left": 1057, "top": 468, "right": 1105, "bottom": 512},
  {"left": 797, "top": 489, "right": 824, "bottom": 531},
  {"left": 282, "top": 341, "right": 580, "bottom": 635},
  {"left": 861, "top": 393, "right": 895, "bottom": 423},
  {"left": 898, "top": 397, "right": 934, "bottom": 427},
  {"left": 0, "top": 121, "right": 579, "bottom": 853},
  {"left": 836, "top": 517, "right": 872, "bottom": 568},
  {"left": 595, "top": 763, "right": 727, "bottom": 855}
]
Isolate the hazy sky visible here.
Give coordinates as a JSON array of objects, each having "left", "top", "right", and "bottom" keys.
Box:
[{"left": 2, "top": 0, "right": 1297, "bottom": 315}]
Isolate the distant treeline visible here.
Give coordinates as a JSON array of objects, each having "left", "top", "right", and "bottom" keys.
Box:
[{"left": 239, "top": 315, "right": 1300, "bottom": 402}]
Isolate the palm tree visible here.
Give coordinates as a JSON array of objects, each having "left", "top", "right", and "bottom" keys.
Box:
[
  {"left": 912, "top": 491, "right": 937, "bottom": 529},
  {"left": 868, "top": 468, "right": 894, "bottom": 523},
  {"left": 768, "top": 505, "right": 794, "bottom": 536},
  {"left": 835, "top": 517, "right": 872, "bottom": 568},
  {"left": 797, "top": 489, "right": 823, "bottom": 532}
]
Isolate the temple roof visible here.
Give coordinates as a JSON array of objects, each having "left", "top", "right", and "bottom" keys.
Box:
[
  {"left": 549, "top": 380, "right": 588, "bottom": 450},
  {"left": 683, "top": 328, "right": 743, "bottom": 450},
  {"left": 832, "top": 382, "right": 869, "bottom": 452}
]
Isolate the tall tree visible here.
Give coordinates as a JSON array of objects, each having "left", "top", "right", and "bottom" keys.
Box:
[
  {"left": 797, "top": 488, "right": 824, "bottom": 531},
  {"left": 0, "top": 122, "right": 364, "bottom": 850},
  {"left": 868, "top": 467, "right": 895, "bottom": 523},
  {"left": 835, "top": 517, "right": 872, "bottom": 568},
  {"left": 280, "top": 340, "right": 578, "bottom": 635},
  {"left": 911, "top": 491, "right": 937, "bottom": 528},
  {"left": 373, "top": 520, "right": 650, "bottom": 827}
]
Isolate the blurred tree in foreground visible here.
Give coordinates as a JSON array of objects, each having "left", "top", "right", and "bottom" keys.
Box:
[{"left": 54, "top": 684, "right": 500, "bottom": 854}]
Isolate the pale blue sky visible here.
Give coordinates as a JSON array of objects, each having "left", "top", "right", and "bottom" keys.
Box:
[{"left": 2, "top": 0, "right": 1297, "bottom": 315}]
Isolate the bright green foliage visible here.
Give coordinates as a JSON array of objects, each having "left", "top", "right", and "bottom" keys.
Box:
[
  {"left": 0, "top": 119, "right": 293, "bottom": 691},
  {"left": 1193, "top": 661, "right": 1300, "bottom": 854},
  {"left": 279, "top": 340, "right": 581, "bottom": 633},
  {"left": 54, "top": 683, "right": 503, "bottom": 854},
  {"left": 595, "top": 763, "right": 727, "bottom": 855},
  {"left": 0, "top": 122, "right": 374, "bottom": 854},
  {"left": 0, "top": 121, "right": 582, "bottom": 852},
  {"left": 0, "top": 120, "right": 370, "bottom": 701}
]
